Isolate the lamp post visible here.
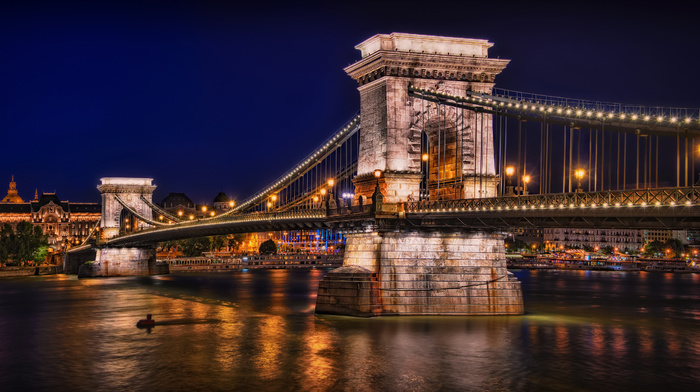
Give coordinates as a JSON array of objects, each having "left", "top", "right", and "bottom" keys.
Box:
[
  {"left": 574, "top": 168, "right": 585, "bottom": 193},
  {"left": 505, "top": 166, "right": 515, "bottom": 196},
  {"left": 327, "top": 179, "right": 336, "bottom": 211},
  {"left": 372, "top": 169, "right": 383, "bottom": 212},
  {"left": 522, "top": 175, "right": 531, "bottom": 196}
]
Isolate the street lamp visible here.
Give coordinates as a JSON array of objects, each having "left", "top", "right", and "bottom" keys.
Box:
[
  {"left": 422, "top": 153, "right": 429, "bottom": 162},
  {"left": 574, "top": 168, "right": 585, "bottom": 193},
  {"left": 505, "top": 166, "right": 515, "bottom": 195},
  {"left": 522, "top": 175, "right": 531, "bottom": 195}
]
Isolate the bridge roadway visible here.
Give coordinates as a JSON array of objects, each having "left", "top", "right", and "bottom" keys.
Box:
[{"left": 104, "top": 186, "right": 700, "bottom": 247}]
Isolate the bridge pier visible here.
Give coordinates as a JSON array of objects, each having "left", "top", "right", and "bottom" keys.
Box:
[
  {"left": 78, "top": 247, "right": 168, "bottom": 278},
  {"left": 316, "top": 229, "right": 523, "bottom": 316}
]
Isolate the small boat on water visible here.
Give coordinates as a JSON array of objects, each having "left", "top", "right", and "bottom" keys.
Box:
[{"left": 136, "top": 314, "right": 155, "bottom": 328}]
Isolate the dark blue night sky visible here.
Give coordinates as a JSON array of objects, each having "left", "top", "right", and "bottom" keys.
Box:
[{"left": 2, "top": 0, "right": 698, "bottom": 204}]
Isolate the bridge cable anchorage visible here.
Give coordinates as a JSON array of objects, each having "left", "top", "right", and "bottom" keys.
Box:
[
  {"left": 232, "top": 113, "right": 360, "bottom": 213},
  {"left": 375, "top": 274, "right": 508, "bottom": 291},
  {"left": 139, "top": 196, "right": 182, "bottom": 222},
  {"left": 113, "top": 195, "right": 169, "bottom": 227}
]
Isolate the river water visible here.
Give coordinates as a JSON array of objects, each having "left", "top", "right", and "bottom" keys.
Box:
[{"left": 0, "top": 269, "right": 698, "bottom": 391}]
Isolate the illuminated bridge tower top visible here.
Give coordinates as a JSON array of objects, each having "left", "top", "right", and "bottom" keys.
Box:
[
  {"left": 97, "top": 177, "right": 156, "bottom": 240},
  {"left": 344, "top": 32, "right": 509, "bottom": 202}
]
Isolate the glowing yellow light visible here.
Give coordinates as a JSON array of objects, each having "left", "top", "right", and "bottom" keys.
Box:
[
  {"left": 522, "top": 175, "right": 531, "bottom": 184},
  {"left": 178, "top": 211, "right": 183, "bottom": 216},
  {"left": 632, "top": 114, "right": 638, "bottom": 120},
  {"left": 271, "top": 194, "right": 277, "bottom": 202},
  {"left": 685, "top": 117, "right": 692, "bottom": 123},
  {"left": 576, "top": 110, "right": 582, "bottom": 116},
  {"left": 327, "top": 179, "right": 334, "bottom": 187},
  {"left": 644, "top": 115, "right": 650, "bottom": 121},
  {"left": 229, "top": 201, "right": 235, "bottom": 207},
  {"left": 202, "top": 206, "right": 207, "bottom": 212},
  {"left": 422, "top": 153, "right": 429, "bottom": 161},
  {"left": 574, "top": 168, "right": 585, "bottom": 179},
  {"left": 620, "top": 114, "right": 626, "bottom": 119},
  {"left": 374, "top": 169, "right": 382, "bottom": 178},
  {"left": 320, "top": 189, "right": 327, "bottom": 195},
  {"left": 657, "top": 116, "right": 663, "bottom": 122},
  {"left": 670, "top": 117, "right": 677, "bottom": 123},
  {"left": 505, "top": 166, "right": 515, "bottom": 176},
  {"left": 267, "top": 202, "right": 272, "bottom": 208},
  {"left": 210, "top": 211, "right": 215, "bottom": 216},
  {"left": 313, "top": 196, "right": 319, "bottom": 202},
  {"left": 189, "top": 215, "right": 194, "bottom": 220}
]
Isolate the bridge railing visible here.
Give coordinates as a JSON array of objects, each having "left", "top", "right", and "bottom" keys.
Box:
[{"left": 405, "top": 187, "right": 700, "bottom": 213}]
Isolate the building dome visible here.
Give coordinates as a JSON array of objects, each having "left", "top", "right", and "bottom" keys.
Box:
[
  {"left": 160, "top": 193, "right": 194, "bottom": 209},
  {"left": 1, "top": 176, "right": 24, "bottom": 203},
  {"left": 213, "top": 192, "right": 229, "bottom": 204}
]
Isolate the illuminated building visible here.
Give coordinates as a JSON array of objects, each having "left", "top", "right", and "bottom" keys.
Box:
[{"left": 0, "top": 178, "right": 100, "bottom": 250}]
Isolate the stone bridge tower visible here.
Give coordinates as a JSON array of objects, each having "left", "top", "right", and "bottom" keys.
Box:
[
  {"left": 97, "top": 177, "right": 156, "bottom": 240},
  {"left": 70, "top": 177, "right": 164, "bottom": 278},
  {"left": 316, "top": 33, "right": 523, "bottom": 317},
  {"left": 344, "top": 33, "right": 509, "bottom": 202}
]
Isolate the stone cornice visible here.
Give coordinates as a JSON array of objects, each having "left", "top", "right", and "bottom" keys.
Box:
[
  {"left": 345, "top": 51, "right": 509, "bottom": 86},
  {"left": 97, "top": 185, "right": 157, "bottom": 194}
]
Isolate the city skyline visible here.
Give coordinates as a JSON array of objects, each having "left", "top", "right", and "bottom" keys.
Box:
[{"left": 2, "top": 0, "right": 699, "bottom": 204}]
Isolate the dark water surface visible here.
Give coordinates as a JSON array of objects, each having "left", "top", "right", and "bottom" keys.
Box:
[{"left": 1, "top": 269, "right": 699, "bottom": 391}]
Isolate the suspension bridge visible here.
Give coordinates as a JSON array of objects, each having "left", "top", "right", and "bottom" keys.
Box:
[{"left": 66, "top": 32, "right": 700, "bottom": 317}]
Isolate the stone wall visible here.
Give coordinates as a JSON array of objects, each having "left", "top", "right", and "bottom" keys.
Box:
[
  {"left": 0, "top": 266, "right": 62, "bottom": 277},
  {"left": 63, "top": 247, "right": 97, "bottom": 274},
  {"left": 316, "top": 230, "right": 524, "bottom": 316},
  {"left": 78, "top": 247, "right": 167, "bottom": 277}
]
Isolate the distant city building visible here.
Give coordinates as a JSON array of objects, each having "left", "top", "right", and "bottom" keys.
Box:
[
  {"left": 643, "top": 229, "right": 688, "bottom": 244},
  {"left": 543, "top": 227, "right": 688, "bottom": 252},
  {"left": 512, "top": 227, "right": 543, "bottom": 244},
  {"left": 0, "top": 178, "right": 100, "bottom": 250},
  {"left": 212, "top": 192, "right": 233, "bottom": 212},
  {"left": 159, "top": 191, "right": 234, "bottom": 220},
  {"left": 160, "top": 192, "right": 197, "bottom": 219}
]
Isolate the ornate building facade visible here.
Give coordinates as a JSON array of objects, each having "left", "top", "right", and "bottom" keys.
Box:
[{"left": 0, "top": 178, "right": 101, "bottom": 250}]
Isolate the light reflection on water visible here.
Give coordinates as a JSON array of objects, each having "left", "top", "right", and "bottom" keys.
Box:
[{"left": 0, "top": 269, "right": 698, "bottom": 391}]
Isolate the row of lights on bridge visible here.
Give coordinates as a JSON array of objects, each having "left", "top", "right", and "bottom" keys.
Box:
[
  {"left": 243, "top": 115, "right": 360, "bottom": 211},
  {"left": 414, "top": 199, "right": 695, "bottom": 214},
  {"left": 155, "top": 200, "right": 237, "bottom": 225},
  {"left": 411, "top": 87, "right": 696, "bottom": 126}
]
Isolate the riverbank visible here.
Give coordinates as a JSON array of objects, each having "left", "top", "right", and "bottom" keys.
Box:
[
  {"left": 508, "top": 257, "right": 699, "bottom": 272},
  {"left": 164, "top": 254, "right": 343, "bottom": 272},
  {"left": 0, "top": 265, "right": 62, "bottom": 277}
]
